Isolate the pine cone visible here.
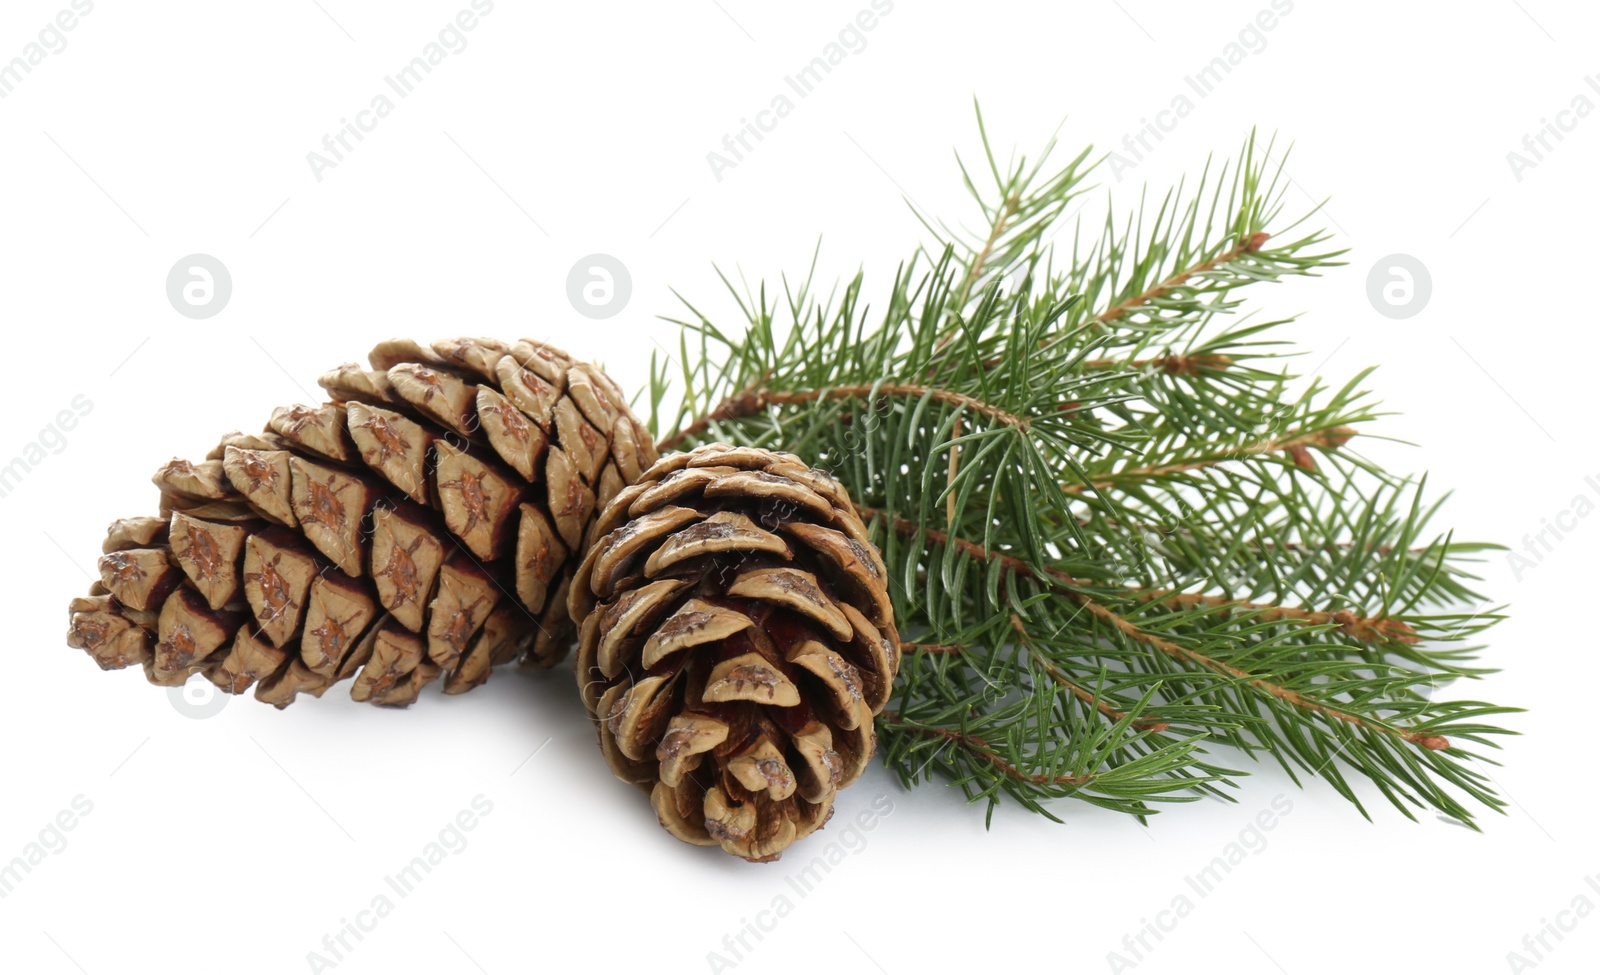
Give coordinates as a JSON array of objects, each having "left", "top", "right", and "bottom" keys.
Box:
[
  {"left": 66, "top": 337, "right": 655, "bottom": 707},
  {"left": 569, "top": 444, "right": 901, "bottom": 861}
]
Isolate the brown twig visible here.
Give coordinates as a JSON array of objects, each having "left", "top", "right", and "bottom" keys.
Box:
[
  {"left": 1010, "top": 614, "right": 1170, "bottom": 732},
  {"left": 866, "top": 505, "right": 1416, "bottom": 647},
  {"left": 923, "top": 194, "right": 1022, "bottom": 374},
  {"left": 904, "top": 630, "right": 1169, "bottom": 732},
  {"left": 1089, "top": 232, "right": 1271, "bottom": 328},
  {"left": 860, "top": 506, "right": 1448, "bottom": 751},
  {"left": 1079, "top": 352, "right": 1235, "bottom": 375},
  {"left": 656, "top": 383, "right": 1028, "bottom": 453},
  {"left": 879, "top": 711, "right": 1096, "bottom": 787},
  {"left": 966, "top": 234, "right": 1269, "bottom": 375},
  {"left": 947, "top": 194, "right": 1021, "bottom": 326},
  {"left": 1063, "top": 426, "right": 1357, "bottom": 492},
  {"left": 979, "top": 346, "right": 1236, "bottom": 377},
  {"left": 1140, "top": 591, "right": 1419, "bottom": 646},
  {"left": 1071, "top": 590, "right": 1445, "bottom": 750},
  {"left": 1075, "top": 515, "right": 1416, "bottom": 559},
  {"left": 946, "top": 412, "right": 962, "bottom": 528}
]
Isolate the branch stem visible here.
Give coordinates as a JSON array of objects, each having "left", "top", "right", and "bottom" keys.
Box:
[
  {"left": 880, "top": 711, "right": 1096, "bottom": 787},
  {"left": 1079, "top": 353, "right": 1234, "bottom": 375},
  {"left": 1089, "top": 232, "right": 1271, "bottom": 328},
  {"left": 952, "top": 193, "right": 1021, "bottom": 318},
  {"left": 658, "top": 382, "right": 1029, "bottom": 453},
  {"left": 1077, "top": 515, "right": 1416, "bottom": 559},
  {"left": 1011, "top": 614, "right": 1171, "bottom": 732},
  {"left": 1064, "top": 426, "right": 1357, "bottom": 492},
  {"left": 861, "top": 507, "right": 1448, "bottom": 751}
]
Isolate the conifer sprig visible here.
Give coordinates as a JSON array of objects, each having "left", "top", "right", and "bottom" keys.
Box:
[{"left": 644, "top": 108, "right": 1518, "bottom": 828}]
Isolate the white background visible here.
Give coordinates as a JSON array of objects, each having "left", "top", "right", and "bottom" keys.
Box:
[{"left": 1, "top": 1, "right": 1594, "bottom": 973}]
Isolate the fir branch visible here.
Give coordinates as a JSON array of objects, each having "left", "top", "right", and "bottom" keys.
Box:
[
  {"left": 868, "top": 499, "right": 1417, "bottom": 648},
  {"left": 1089, "top": 230, "right": 1271, "bottom": 328},
  {"left": 648, "top": 110, "right": 1517, "bottom": 830},
  {"left": 857, "top": 504, "right": 1439, "bottom": 747},
  {"left": 1136, "top": 590, "right": 1418, "bottom": 647}
]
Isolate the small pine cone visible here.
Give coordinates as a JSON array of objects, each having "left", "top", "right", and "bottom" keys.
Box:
[
  {"left": 569, "top": 444, "right": 901, "bottom": 861},
  {"left": 66, "top": 338, "right": 655, "bottom": 707}
]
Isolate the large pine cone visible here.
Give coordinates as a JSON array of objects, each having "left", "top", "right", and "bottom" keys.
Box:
[
  {"left": 66, "top": 338, "right": 654, "bottom": 707},
  {"left": 569, "top": 444, "right": 901, "bottom": 861}
]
